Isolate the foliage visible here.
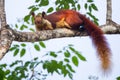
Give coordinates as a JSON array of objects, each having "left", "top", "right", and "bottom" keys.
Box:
[
  {"left": 0, "top": 58, "right": 47, "bottom": 80},
  {"left": 117, "top": 76, "right": 120, "bottom": 80},
  {"left": 1, "top": 45, "right": 86, "bottom": 80},
  {"left": 9, "top": 41, "right": 46, "bottom": 57},
  {"left": 43, "top": 45, "right": 86, "bottom": 79}
]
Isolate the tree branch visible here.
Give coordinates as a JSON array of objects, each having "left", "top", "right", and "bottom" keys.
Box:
[
  {"left": 0, "top": 25, "right": 14, "bottom": 59},
  {"left": 8, "top": 25, "right": 87, "bottom": 42},
  {"left": 106, "top": 0, "right": 112, "bottom": 24},
  {"left": 1, "top": 25, "right": 120, "bottom": 42},
  {"left": 0, "top": 0, "right": 7, "bottom": 27},
  {"left": 0, "top": 0, "right": 9, "bottom": 60}
]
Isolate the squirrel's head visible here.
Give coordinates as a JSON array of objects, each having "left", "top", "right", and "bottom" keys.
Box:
[{"left": 31, "top": 12, "right": 46, "bottom": 26}]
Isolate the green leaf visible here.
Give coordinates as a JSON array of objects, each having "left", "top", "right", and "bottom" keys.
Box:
[
  {"left": 64, "top": 3, "right": 69, "bottom": 9},
  {"left": 66, "top": 64, "right": 75, "bottom": 73},
  {"left": 43, "top": 61, "right": 48, "bottom": 69},
  {"left": 31, "top": 15, "right": 34, "bottom": 25},
  {"left": 14, "top": 44, "right": 19, "bottom": 47},
  {"left": 20, "top": 24, "right": 28, "bottom": 30},
  {"left": 39, "top": 0, "right": 49, "bottom": 6},
  {"left": 5, "top": 70, "right": 10, "bottom": 75},
  {"left": 68, "top": 73, "right": 73, "bottom": 79},
  {"left": 69, "top": 0, "right": 74, "bottom": 3},
  {"left": 24, "top": 61, "right": 30, "bottom": 67},
  {"left": 21, "top": 43, "right": 26, "bottom": 47},
  {"left": 39, "top": 41, "right": 46, "bottom": 48},
  {"left": 24, "top": 15, "right": 30, "bottom": 23},
  {"left": 47, "top": 7, "right": 54, "bottom": 13},
  {"left": 10, "top": 60, "right": 22, "bottom": 67},
  {"left": 20, "top": 48, "right": 26, "bottom": 57},
  {"left": 69, "top": 46, "right": 86, "bottom": 61},
  {"left": 64, "top": 51, "right": 70, "bottom": 58},
  {"left": 87, "top": 12, "right": 93, "bottom": 18},
  {"left": 69, "top": 47, "right": 76, "bottom": 52},
  {"left": 72, "top": 56, "right": 79, "bottom": 67},
  {"left": 43, "top": 60, "right": 58, "bottom": 74},
  {"left": 29, "top": 28, "right": 35, "bottom": 32},
  {"left": 31, "top": 7, "right": 39, "bottom": 12},
  {"left": 89, "top": 6, "right": 92, "bottom": 12},
  {"left": 55, "top": 0, "right": 60, "bottom": 5},
  {"left": 23, "top": 25, "right": 28, "bottom": 28},
  {"left": 94, "top": 19, "right": 99, "bottom": 25},
  {"left": 14, "top": 49, "right": 19, "bottom": 56},
  {"left": 20, "top": 26, "right": 24, "bottom": 30},
  {"left": 117, "top": 76, "right": 120, "bottom": 80},
  {"left": 87, "top": 0, "right": 93, "bottom": 2},
  {"left": 28, "top": 5, "right": 35, "bottom": 9},
  {"left": 77, "top": 4, "right": 81, "bottom": 10},
  {"left": 9, "top": 47, "right": 16, "bottom": 51},
  {"left": 87, "top": 12, "right": 99, "bottom": 23},
  {"left": 30, "top": 62, "right": 36, "bottom": 69},
  {"left": 91, "top": 3, "right": 98, "bottom": 11},
  {"left": 15, "top": 24, "right": 18, "bottom": 28},
  {"left": 34, "top": 44, "right": 40, "bottom": 51},
  {"left": 34, "top": 57, "right": 38, "bottom": 61},
  {"left": 50, "top": 52, "right": 57, "bottom": 57},
  {"left": 35, "top": 0, "right": 40, "bottom": 3},
  {"left": 58, "top": 61, "right": 63, "bottom": 67},
  {"left": 0, "top": 64, "right": 7, "bottom": 68},
  {"left": 76, "top": 51, "right": 86, "bottom": 61},
  {"left": 64, "top": 58, "right": 69, "bottom": 63},
  {"left": 61, "top": 66, "right": 68, "bottom": 77},
  {"left": 0, "top": 68, "right": 5, "bottom": 80},
  {"left": 84, "top": 3, "right": 88, "bottom": 9}
]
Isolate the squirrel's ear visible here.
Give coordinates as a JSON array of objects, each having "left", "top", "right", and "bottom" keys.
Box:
[
  {"left": 31, "top": 12, "right": 35, "bottom": 17},
  {"left": 42, "top": 11, "right": 46, "bottom": 18}
]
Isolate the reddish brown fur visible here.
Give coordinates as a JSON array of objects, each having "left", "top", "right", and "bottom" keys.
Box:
[
  {"left": 43, "top": 10, "right": 112, "bottom": 72},
  {"left": 32, "top": 12, "right": 70, "bottom": 31},
  {"left": 79, "top": 14, "right": 111, "bottom": 72},
  {"left": 44, "top": 10, "right": 83, "bottom": 29}
]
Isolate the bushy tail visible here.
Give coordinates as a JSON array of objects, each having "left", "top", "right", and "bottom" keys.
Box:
[{"left": 79, "top": 14, "right": 111, "bottom": 73}]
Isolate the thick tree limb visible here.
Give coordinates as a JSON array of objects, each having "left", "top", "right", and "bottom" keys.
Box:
[
  {"left": 101, "top": 20, "right": 120, "bottom": 34},
  {"left": 0, "top": 0, "right": 6, "bottom": 27},
  {"left": 0, "top": 25, "right": 14, "bottom": 59},
  {"left": 13, "top": 27, "right": 120, "bottom": 42},
  {"left": 1, "top": 25, "right": 120, "bottom": 42},
  {"left": 0, "top": 0, "right": 8, "bottom": 60},
  {"left": 106, "top": 0, "right": 112, "bottom": 24},
  {"left": 7, "top": 25, "right": 87, "bottom": 42}
]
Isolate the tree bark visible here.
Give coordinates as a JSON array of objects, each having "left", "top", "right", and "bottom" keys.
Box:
[
  {"left": 106, "top": 0, "right": 112, "bottom": 24},
  {"left": 1, "top": 25, "right": 120, "bottom": 42},
  {"left": 0, "top": 0, "right": 9, "bottom": 60},
  {"left": 0, "top": 0, "right": 6, "bottom": 27}
]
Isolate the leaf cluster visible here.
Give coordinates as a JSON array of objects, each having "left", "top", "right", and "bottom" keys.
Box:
[
  {"left": 9, "top": 41, "right": 46, "bottom": 57},
  {"left": 42, "top": 45, "right": 86, "bottom": 79},
  {"left": 0, "top": 58, "right": 47, "bottom": 80}
]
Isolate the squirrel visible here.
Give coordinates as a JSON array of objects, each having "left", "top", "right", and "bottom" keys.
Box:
[
  {"left": 32, "top": 9, "right": 112, "bottom": 73},
  {"left": 31, "top": 12, "right": 71, "bottom": 31}
]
